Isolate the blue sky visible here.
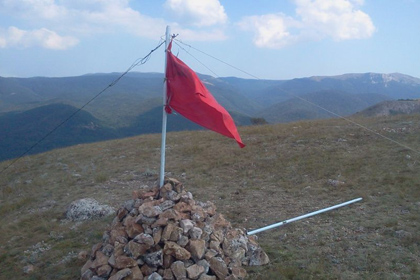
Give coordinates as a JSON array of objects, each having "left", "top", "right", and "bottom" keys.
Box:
[{"left": 1, "top": 0, "right": 419, "bottom": 80}]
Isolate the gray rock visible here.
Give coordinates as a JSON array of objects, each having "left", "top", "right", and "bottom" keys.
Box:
[
  {"left": 327, "top": 179, "right": 345, "bottom": 187},
  {"left": 166, "top": 190, "right": 181, "bottom": 201},
  {"left": 136, "top": 214, "right": 158, "bottom": 225},
  {"left": 147, "top": 272, "right": 163, "bottom": 280},
  {"left": 196, "top": 259, "right": 210, "bottom": 274},
  {"left": 144, "top": 250, "right": 163, "bottom": 267},
  {"left": 66, "top": 198, "right": 115, "bottom": 221},
  {"left": 187, "top": 264, "right": 205, "bottom": 279},
  {"left": 208, "top": 257, "right": 229, "bottom": 279},
  {"left": 248, "top": 245, "right": 270, "bottom": 266},
  {"left": 160, "top": 200, "right": 175, "bottom": 211},
  {"left": 180, "top": 219, "right": 194, "bottom": 234},
  {"left": 170, "top": 261, "right": 186, "bottom": 279},
  {"left": 22, "top": 264, "right": 35, "bottom": 274},
  {"left": 189, "top": 227, "right": 203, "bottom": 240},
  {"left": 198, "top": 275, "right": 216, "bottom": 280},
  {"left": 134, "top": 233, "right": 155, "bottom": 246},
  {"left": 395, "top": 230, "right": 412, "bottom": 239},
  {"left": 91, "top": 276, "right": 107, "bottom": 280},
  {"left": 123, "top": 199, "right": 135, "bottom": 212},
  {"left": 109, "top": 268, "right": 132, "bottom": 280},
  {"left": 177, "top": 235, "right": 189, "bottom": 247},
  {"left": 101, "top": 244, "right": 114, "bottom": 256},
  {"left": 81, "top": 268, "right": 94, "bottom": 280}
]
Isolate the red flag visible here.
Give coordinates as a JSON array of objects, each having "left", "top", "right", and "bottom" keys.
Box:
[{"left": 165, "top": 43, "right": 245, "bottom": 148}]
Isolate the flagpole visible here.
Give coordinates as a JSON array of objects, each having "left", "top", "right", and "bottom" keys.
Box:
[{"left": 160, "top": 26, "right": 170, "bottom": 187}]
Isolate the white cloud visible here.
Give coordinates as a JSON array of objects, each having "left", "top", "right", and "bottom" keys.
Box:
[
  {"left": 238, "top": 14, "right": 299, "bottom": 48},
  {"left": 0, "top": 0, "right": 228, "bottom": 49},
  {"left": 0, "top": 0, "right": 67, "bottom": 20},
  {"left": 238, "top": 0, "right": 375, "bottom": 49},
  {"left": 0, "top": 26, "right": 79, "bottom": 49},
  {"left": 295, "top": 0, "right": 375, "bottom": 40},
  {"left": 70, "top": 1, "right": 167, "bottom": 38},
  {"left": 172, "top": 26, "right": 227, "bottom": 41},
  {"left": 164, "top": 0, "right": 227, "bottom": 27}
]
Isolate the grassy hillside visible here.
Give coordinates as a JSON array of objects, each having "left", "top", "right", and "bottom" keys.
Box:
[{"left": 1, "top": 114, "right": 419, "bottom": 279}]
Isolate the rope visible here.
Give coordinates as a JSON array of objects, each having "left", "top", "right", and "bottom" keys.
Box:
[
  {"left": 173, "top": 40, "right": 219, "bottom": 78},
  {"left": 0, "top": 40, "right": 165, "bottom": 175},
  {"left": 175, "top": 39, "right": 261, "bottom": 80},
  {"left": 2, "top": 38, "right": 419, "bottom": 175},
  {"left": 175, "top": 39, "right": 420, "bottom": 155},
  {"left": 293, "top": 95, "right": 420, "bottom": 155}
]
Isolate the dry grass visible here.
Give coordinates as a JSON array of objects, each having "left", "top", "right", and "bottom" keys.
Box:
[{"left": 1, "top": 114, "right": 420, "bottom": 279}]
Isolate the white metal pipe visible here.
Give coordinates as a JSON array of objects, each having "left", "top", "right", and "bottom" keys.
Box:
[
  {"left": 247, "top": 197, "right": 362, "bottom": 235},
  {"left": 159, "top": 26, "right": 171, "bottom": 188}
]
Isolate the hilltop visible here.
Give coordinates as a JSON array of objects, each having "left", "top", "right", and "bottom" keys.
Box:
[
  {"left": 1, "top": 114, "right": 419, "bottom": 279},
  {"left": 355, "top": 99, "right": 420, "bottom": 117}
]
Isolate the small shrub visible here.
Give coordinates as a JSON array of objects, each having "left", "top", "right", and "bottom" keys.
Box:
[{"left": 94, "top": 173, "right": 108, "bottom": 183}]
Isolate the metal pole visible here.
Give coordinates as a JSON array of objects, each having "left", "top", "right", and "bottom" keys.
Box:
[
  {"left": 159, "top": 26, "right": 171, "bottom": 188},
  {"left": 247, "top": 197, "right": 362, "bottom": 235}
]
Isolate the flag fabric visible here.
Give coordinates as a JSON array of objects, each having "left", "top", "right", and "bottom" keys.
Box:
[{"left": 165, "top": 42, "right": 245, "bottom": 148}]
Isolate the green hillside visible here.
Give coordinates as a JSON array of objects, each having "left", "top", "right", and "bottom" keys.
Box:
[
  {"left": 3, "top": 72, "right": 420, "bottom": 162},
  {"left": 1, "top": 114, "right": 419, "bottom": 279},
  {"left": 0, "top": 73, "right": 260, "bottom": 127},
  {"left": 3, "top": 72, "right": 420, "bottom": 128},
  {"left": 0, "top": 103, "right": 251, "bottom": 161},
  {"left": 0, "top": 103, "right": 118, "bottom": 161}
]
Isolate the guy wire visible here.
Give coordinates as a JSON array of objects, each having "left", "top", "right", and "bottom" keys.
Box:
[
  {"left": 0, "top": 40, "right": 165, "bottom": 175},
  {"left": 173, "top": 41, "right": 219, "bottom": 78},
  {"left": 175, "top": 39, "right": 261, "bottom": 80},
  {"left": 174, "top": 39, "right": 420, "bottom": 155}
]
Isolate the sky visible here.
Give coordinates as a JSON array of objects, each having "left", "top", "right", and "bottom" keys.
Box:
[{"left": 0, "top": 0, "right": 419, "bottom": 80}]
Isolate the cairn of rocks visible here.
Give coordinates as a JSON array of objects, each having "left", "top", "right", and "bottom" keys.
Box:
[{"left": 81, "top": 178, "right": 269, "bottom": 280}]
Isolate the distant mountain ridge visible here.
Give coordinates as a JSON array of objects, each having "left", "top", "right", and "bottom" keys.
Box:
[
  {"left": 257, "top": 90, "right": 389, "bottom": 123},
  {"left": 1, "top": 71, "right": 420, "bottom": 161},
  {"left": 252, "top": 72, "right": 420, "bottom": 106}
]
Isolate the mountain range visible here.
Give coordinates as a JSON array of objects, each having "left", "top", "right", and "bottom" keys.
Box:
[{"left": 1, "top": 72, "right": 420, "bottom": 161}]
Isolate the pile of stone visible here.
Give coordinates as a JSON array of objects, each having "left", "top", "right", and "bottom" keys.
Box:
[{"left": 81, "top": 178, "right": 269, "bottom": 280}]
